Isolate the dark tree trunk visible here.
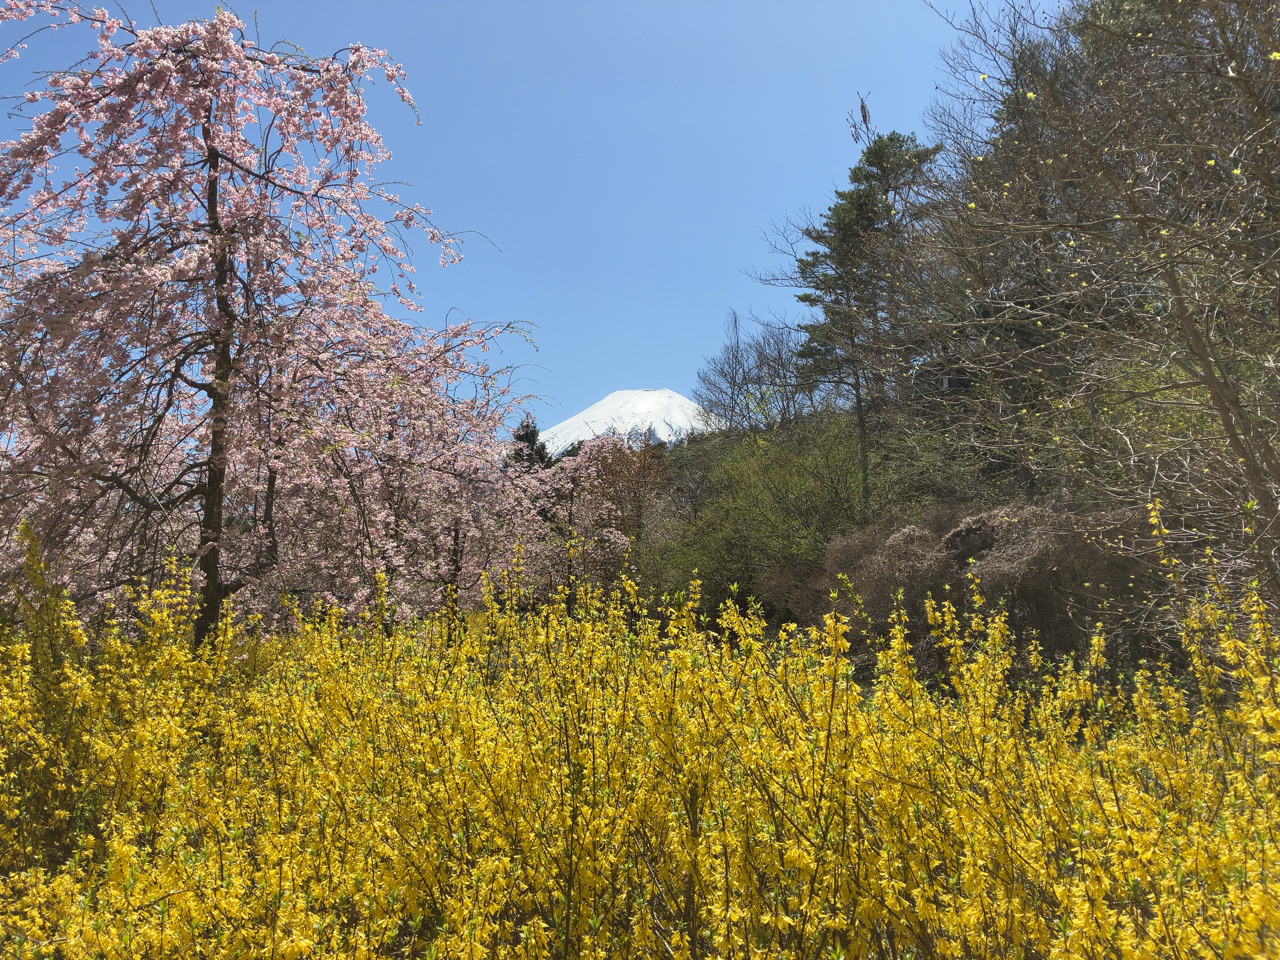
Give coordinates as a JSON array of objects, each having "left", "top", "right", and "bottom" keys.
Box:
[
  {"left": 193, "top": 373, "right": 230, "bottom": 649},
  {"left": 852, "top": 373, "right": 870, "bottom": 521},
  {"left": 193, "top": 107, "right": 237, "bottom": 650}
]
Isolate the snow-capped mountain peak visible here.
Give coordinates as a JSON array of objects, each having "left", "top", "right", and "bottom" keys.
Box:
[{"left": 541, "top": 388, "right": 710, "bottom": 457}]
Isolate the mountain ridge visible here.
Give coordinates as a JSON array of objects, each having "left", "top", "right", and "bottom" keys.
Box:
[{"left": 541, "top": 388, "right": 710, "bottom": 457}]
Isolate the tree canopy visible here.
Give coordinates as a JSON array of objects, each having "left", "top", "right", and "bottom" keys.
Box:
[{"left": 0, "top": 4, "right": 519, "bottom": 640}]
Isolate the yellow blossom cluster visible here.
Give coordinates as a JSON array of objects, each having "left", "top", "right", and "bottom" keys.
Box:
[{"left": 1, "top": 563, "right": 1277, "bottom": 958}]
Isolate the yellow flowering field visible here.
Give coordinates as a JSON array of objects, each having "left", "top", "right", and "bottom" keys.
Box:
[{"left": 1, "top": 562, "right": 1277, "bottom": 958}]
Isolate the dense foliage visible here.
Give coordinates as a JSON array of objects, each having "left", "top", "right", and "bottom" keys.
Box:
[
  {"left": 0, "top": 4, "right": 541, "bottom": 640},
  {"left": 929, "top": 0, "right": 1280, "bottom": 584},
  {"left": 629, "top": 0, "right": 1280, "bottom": 625},
  {"left": 2, "top": 552, "right": 1277, "bottom": 957},
  {"left": 4, "top": 2, "right": 1280, "bottom": 953}
]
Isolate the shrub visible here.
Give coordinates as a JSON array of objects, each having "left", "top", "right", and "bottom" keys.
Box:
[{"left": 1, "top": 565, "right": 1276, "bottom": 957}]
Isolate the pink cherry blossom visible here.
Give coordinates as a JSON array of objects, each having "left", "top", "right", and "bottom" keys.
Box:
[{"left": 0, "top": 4, "right": 561, "bottom": 643}]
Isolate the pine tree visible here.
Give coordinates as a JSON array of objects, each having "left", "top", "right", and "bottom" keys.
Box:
[{"left": 511, "top": 416, "right": 556, "bottom": 470}]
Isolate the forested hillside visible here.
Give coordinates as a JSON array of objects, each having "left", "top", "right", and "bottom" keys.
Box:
[{"left": 561, "top": 0, "right": 1280, "bottom": 669}]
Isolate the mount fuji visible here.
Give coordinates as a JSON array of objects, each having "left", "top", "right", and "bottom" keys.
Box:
[{"left": 541, "top": 389, "right": 712, "bottom": 458}]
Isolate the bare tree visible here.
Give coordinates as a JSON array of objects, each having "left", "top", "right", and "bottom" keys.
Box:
[
  {"left": 923, "top": 0, "right": 1280, "bottom": 591},
  {"left": 693, "top": 311, "right": 818, "bottom": 433}
]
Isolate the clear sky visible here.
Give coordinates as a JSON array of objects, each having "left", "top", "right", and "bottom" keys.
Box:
[{"left": 7, "top": 0, "right": 962, "bottom": 427}]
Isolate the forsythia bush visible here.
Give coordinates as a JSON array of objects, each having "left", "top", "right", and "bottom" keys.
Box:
[{"left": 1, "top": 562, "right": 1277, "bottom": 958}]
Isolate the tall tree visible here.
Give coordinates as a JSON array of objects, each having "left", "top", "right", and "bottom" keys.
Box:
[
  {"left": 693, "top": 311, "right": 816, "bottom": 433},
  {"left": 792, "top": 132, "right": 941, "bottom": 391},
  {"left": 0, "top": 5, "right": 515, "bottom": 641},
  {"left": 762, "top": 130, "right": 942, "bottom": 513},
  {"left": 930, "top": 0, "right": 1280, "bottom": 588}
]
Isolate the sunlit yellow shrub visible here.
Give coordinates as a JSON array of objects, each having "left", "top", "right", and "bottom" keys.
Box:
[{"left": 1, "top": 561, "right": 1277, "bottom": 958}]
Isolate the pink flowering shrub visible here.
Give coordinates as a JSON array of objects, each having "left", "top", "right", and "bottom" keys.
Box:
[{"left": 498, "top": 436, "right": 633, "bottom": 600}]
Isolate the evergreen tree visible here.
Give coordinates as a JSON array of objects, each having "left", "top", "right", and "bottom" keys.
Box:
[
  {"left": 511, "top": 416, "right": 555, "bottom": 470},
  {"left": 794, "top": 131, "right": 941, "bottom": 394},
  {"left": 787, "top": 132, "right": 942, "bottom": 513}
]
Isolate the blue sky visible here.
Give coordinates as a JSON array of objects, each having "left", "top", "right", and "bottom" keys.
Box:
[{"left": 9, "top": 1, "right": 961, "bottom": 427}]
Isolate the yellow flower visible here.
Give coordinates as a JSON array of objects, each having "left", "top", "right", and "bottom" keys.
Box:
[{"left": 3, "top": 554, "right": 1275, "bottom": 958}]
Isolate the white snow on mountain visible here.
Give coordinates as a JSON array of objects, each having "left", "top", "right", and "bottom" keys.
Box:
[{"left": 541, "top": 389, "right": 711, "bottom": 457}]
